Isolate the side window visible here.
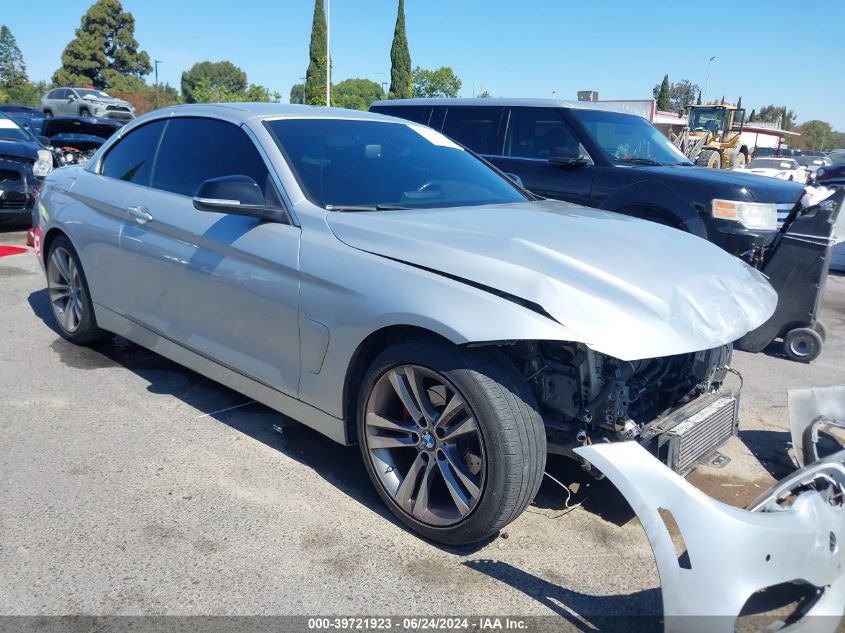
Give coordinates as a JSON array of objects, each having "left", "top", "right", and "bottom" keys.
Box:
[
  {"left": 151, "top": 118, "right": 273, "bottom": 200},
  {"left": 101, "top": 120, "right": 166, "bottom": 186},
  {"left": 370, "top": 105, "right": 431, "bottom": 126},
  {"left": 504, "top": 108, "right": 586, "bottom": 160},
  {"left": 441, "top": 107, "right": 503, "bottom": 155},
  {"left": 53, "top": 89, "right": 67, "bottom": 99}
]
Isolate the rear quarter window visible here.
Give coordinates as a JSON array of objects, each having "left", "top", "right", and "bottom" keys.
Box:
[{"left": 441, "top": 107, "right": 503, "bottom": 155}]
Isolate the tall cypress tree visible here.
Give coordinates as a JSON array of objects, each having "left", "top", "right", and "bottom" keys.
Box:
[
  {"left": 736, "top": 96, "right": 742, "bottom": 109},
  {"left": 696, "top": 90, "right": 702, "bottom": 105},
  {"left": 388, "top": 0, "right": 411, "bottom": 99},
  {"left": 305, "top": 0, "right": 328, "bottom": 106},
  {"left": 0, "top": 25, "right": 28, "bottom": 88},
  {"left": 656, "top": 74, "right": 670, "bottom": 111}
]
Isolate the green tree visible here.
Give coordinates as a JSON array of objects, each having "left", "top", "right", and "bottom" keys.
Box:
[
  {"left": 477, "top": 89, "right": 492, "bottom": 98},
  {"left": 792, "top": 120, "right": 834, "bottom": 151},
  {"left": 53, "top": 0, "right": 151, "bottom": 88},
  {"left": 181, "top": 61, "right": 246, "bottom": 103},
  {"left": 748, "top": 109, "right": 756, "bottom": 122},
  {"left": 290, "top": 83, "right": 305, "bottom": 104},
  {"left": 655, "top": 74, "right": 670, "bottom": 111},
  {"left": 756, "top": 104, "right": 797, "bottom": 130},
  {"left": 696, "top": 90, "right": 702, "bottom": 105},
  {"left": 189, "top": 78, "right": 278, "bottom": 104},
  {"left": 333, "top": 78, "right": 383, "bottom": 111},
  {"left": 412, "top": 66, "right": 461, "bottom": 98},
  {"left": 305, "top": 0, "right": 328, "bottom": 105},
  {"left": 653, "top": 78, "right": 699, "bottom": 111},
  {"left": 736, "top": 96, "right": 742, "bottom": 110},
  {"left": 0, "top": 26, "right": 28, "bottom": 88},
  {"left": 388, "top": 0, "right": 412, "bottom": 99}
]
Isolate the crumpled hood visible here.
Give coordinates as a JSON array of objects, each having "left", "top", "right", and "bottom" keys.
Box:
[{"left": 327, "top": 199, "right": 778, "bottom": 360}]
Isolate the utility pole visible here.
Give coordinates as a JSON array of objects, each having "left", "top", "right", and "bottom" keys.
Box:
[
  {"left": 703, "top": 56, "right": 715, "bottom": 104},
  {"left": 326, "top": 0, "right": 331, "bottom": 106},
  {"left": 154, "top": 59, "right": 162, "bottom": 108}
]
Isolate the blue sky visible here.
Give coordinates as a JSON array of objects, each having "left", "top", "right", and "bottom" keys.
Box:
[{"left": 6, "top": 0, "right": 845, "bottom": 128}]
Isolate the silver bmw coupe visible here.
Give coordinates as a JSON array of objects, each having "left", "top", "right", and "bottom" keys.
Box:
[{"left": 33, "top": 104, "right": 776, "bottom": 545}]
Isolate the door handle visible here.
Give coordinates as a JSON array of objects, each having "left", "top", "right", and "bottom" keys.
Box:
[{"left": 126, "top": 205, "right": 153, "bottom": 224}]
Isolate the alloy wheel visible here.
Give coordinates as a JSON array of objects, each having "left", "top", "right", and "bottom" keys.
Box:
[
  {"left": 364, "top": 365, "right": 486, "bottom": 527},
  {"left": 47, "top": 247, "right": 84, "bottom": 333}
]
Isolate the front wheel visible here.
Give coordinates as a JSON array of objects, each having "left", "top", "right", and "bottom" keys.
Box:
[{"left": 357, "top": 337, "right": 546, "bottom": 545}]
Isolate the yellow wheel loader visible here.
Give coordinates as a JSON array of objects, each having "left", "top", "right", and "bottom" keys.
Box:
[{"left": 673, "top": 105, "right": 749, "bottom": 169}]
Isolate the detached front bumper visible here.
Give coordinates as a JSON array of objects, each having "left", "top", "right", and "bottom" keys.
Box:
[{"left": 575, "top": 386, "right": 845, "bottom": 633}]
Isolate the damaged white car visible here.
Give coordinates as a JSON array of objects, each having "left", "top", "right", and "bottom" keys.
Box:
[{"left": 35, "top": 104, "right": 776, "bottom": 545}]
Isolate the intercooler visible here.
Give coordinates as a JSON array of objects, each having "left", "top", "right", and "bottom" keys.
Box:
[{"left": 653, "top": 393, "right": 739, "bottom": 475}]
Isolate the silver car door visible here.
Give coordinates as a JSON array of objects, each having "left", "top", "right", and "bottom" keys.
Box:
[
  {"left": 92, "top": 119, "right": 170, "bottom": 322},
  {"left": 123, "top": 116, "right": 301, "bottom": 396}
]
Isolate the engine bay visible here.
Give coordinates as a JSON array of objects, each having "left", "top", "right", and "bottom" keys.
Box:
[{"left": 508, "top": 341, "right": 735, "bottom": 466}]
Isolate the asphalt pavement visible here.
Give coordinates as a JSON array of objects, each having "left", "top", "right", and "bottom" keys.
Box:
[{"left": 1, "top": 227, "right": 843, "bottom": 625}]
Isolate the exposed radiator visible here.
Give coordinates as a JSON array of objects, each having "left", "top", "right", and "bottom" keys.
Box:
[{"left": 658, "top": 394, "right": 739, "bottom": 475}]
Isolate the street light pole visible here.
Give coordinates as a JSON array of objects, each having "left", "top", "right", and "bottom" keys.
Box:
[
  {"left": 703, "top": 56, "right": 715, "bottom": 104},
  {"left": 325, "top": 0, "right": 331, "bottom": 106},
  {"left": 154, "top": 59, "right": 162, "bottom": 108}
]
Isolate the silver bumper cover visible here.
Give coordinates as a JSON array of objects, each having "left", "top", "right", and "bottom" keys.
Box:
[{"left": 576, "top": 425, "right": 845, "bottom": 632}]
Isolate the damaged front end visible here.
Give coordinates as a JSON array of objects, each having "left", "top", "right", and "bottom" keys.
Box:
[
  {"left": 507, "top": 341, "right": 738, "bottom": 475},
  {"left": 575, "top": 386, "right": 845, "bottom": 633}
]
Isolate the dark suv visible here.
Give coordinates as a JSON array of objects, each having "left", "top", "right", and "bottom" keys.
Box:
[{"left": 370, "top": 98, "right": 805, "bottom": 261}]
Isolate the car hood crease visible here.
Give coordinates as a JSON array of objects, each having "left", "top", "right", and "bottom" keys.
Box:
[{"left": 327, "top": 199, "right": 777, "bottom": 360}]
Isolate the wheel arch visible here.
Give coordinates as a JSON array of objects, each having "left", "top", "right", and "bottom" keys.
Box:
[
  {"left": 41, "top": 226, "right": 69, "bottom": 267},
  {"left": 342, "top": 324, "right": 455, "bottom": 443}
]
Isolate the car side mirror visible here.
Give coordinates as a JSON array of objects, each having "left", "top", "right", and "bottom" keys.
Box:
[
  {"left": 193, "top": 175, "right": 281, "bottom": 221},
  {"left": 68, "top": 94, "right": 77, "bottom": 101},
  {"left": 504, "top": 172, "right": 524, "bottom": 187},
  {"left": 549, "top": 147, "right": 589, "bottom": 169}
]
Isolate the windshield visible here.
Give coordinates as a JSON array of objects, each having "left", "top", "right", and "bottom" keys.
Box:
[
  {"left": 0, "top": 116, "right": 32, "bottom": 142},
  {"left": 796, "top": 156, "right": 827, "bottom": 167},
  {"left": 748, "top": 158, "right": 797, "bottom": 170},
  {"left": 266, "top": 119, "right": 529, "bottom": 209},
  {"left": 569, "top": 109, "right": 691, "bottom": 166},
  {"left": 688, "top": 107, "right": 726, "bottom": 133},
  {"left": 77, "top": 89, "right": 111, "bottom": 99}
]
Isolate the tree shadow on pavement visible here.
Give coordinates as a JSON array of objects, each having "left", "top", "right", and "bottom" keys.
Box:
[{"left": 463, "top": 559, "right": 662, "bottom": 633}]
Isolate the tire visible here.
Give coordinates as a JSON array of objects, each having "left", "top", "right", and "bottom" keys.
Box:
[
  {"left": 79, "top": 108, "right": 91, "bottom": 118},
  {"left": 814, "top": 321, "right": 827, "bottom": 343},
  {"left": 783, "top": 327, "right": 823, "bottom": 363},
  {"left": 695, "top": 149, "right": 722, "bottom": 169},
  {"left": 732, "top": 152, "right": 747, "bottom": 168},
  {"left": 357, "top": 337, "right": 546, "bottom": 545},
  {"left": 46, "top": 236, "right": 106, "bottom": 345}
]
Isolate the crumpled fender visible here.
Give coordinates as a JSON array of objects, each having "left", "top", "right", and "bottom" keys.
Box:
[{"left": 575, "top": 441, "right": 845, "bottom": 633}]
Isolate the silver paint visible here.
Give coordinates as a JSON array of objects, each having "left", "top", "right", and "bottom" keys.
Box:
[
  {"left": 575, "top": 442, "right": 845, "bottom": 633},
  {"left": 37, "top": 104, "right": 777, "bottom": 444}
]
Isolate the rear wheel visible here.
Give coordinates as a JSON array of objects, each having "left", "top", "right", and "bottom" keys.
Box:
[
  {"left": 357, "top": 337, "right": 545, "bottom": 545},
  {"left": 783, "top": 327, "right": 823, "bottom": 363},
  {"left": 696, "top": 149, "right": 722, "bottom": 169},
  {"left": 46, "top": 236, "right": 105, "bottom": 345},
  {"left": 732, "top": 152, "right": 747, "bottom": 168}
]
